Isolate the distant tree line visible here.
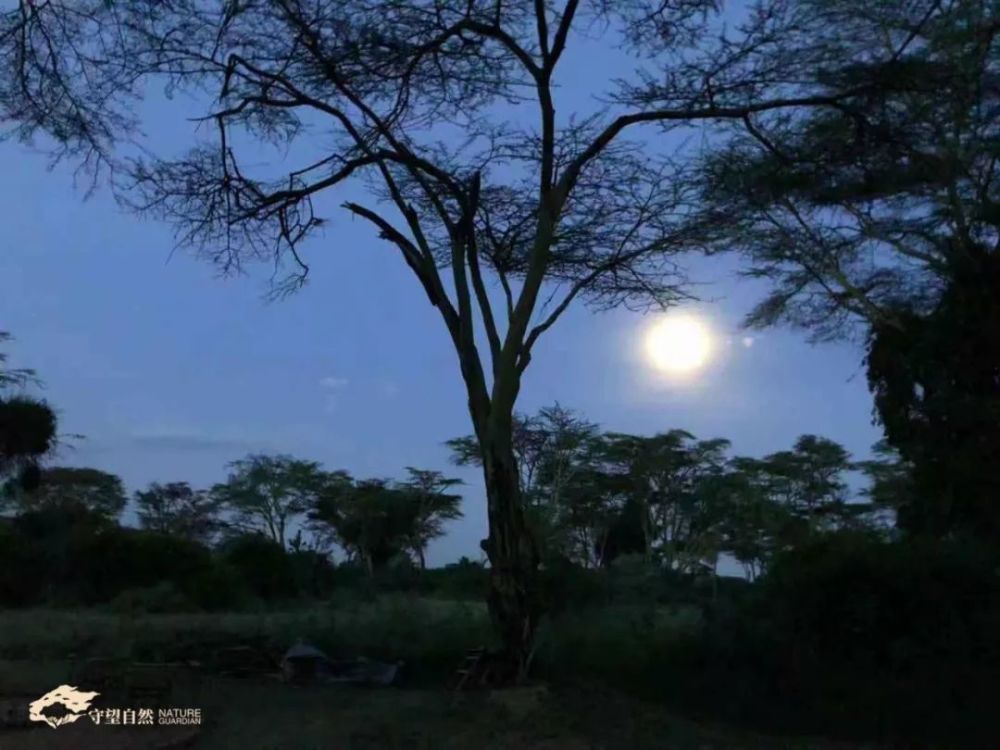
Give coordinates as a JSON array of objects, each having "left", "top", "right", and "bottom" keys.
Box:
[
  {"left": 0, "top": 326, "right": 914, "bottom": 613},
  {"left": 450, "top": 404, "right": 902, "bottom": 580}
]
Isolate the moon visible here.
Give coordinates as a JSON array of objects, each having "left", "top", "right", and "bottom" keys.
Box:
[{"left": 644, "top": 313, "right": 714, "bottom": 376}]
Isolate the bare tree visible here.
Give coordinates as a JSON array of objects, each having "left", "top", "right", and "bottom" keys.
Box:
[{"left": 0, "top": 0, "right": 911, "bottom": 675}]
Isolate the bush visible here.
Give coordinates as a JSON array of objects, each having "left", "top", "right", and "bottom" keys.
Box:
[
  {"left": 221, "top": 534, "right": 298, "bottom": 601},
  {"left": 0, "top": 510, "right": 220, "bottom": 607},
  {"left": 0, "top": 520, "right": 37, "bottom": 605},
  {"left": 372, "top": 553, "right": 421, "bottom": 592},
  {"left": 109, "top": 582, "right": 194, "bottom": 614},
  {"left": 185, "top": 562, "right": 255, "bottom": 611},
  {"left": 72, "top": 528, "right": 215, "bottom": 605},
  {"left": 289, "top": 550, "right": 337, "bottom": 598},
  {"left": 661, "top": 532, "right": 1000, "bottom": 743},
  {"left": 423, "top": 557, "right": 488, "bottom": 600},
  {"left": 539, "top": 558, "right": 608, "bottom": 612},
  {"left": 762, "top": 531, "right": 1000, "bottom": 669}
]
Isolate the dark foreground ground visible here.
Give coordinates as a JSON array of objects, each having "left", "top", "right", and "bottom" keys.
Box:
[{"left": 0, "top": 658, "right": 884, "bottom": 750}]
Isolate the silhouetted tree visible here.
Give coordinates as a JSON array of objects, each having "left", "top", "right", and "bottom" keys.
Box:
[
  {"left": 135, "top": 481, "right": 222, "bottom": 546},
  {"left": 713, "top": 462, "right": 789, "bottom": 580},
  {"left": 594, "top": 430, "right": 730, "bottom": 571},
  {"left": 856, "top": 440, "right": 915, "bottom": 533},
  {"left": 397, "top": 468, "right": 464, "bottom": 569},
  {"left": 451, "top": 405, "right": 612, "bottom": 566},
  {"left": 866, "top": 265, "right": 1000, "bottom": 540},
  {"left": 314, "top": 478, "right": 414, "bottom": 576},
  {"left": 0, "top": 0, "right": 918, "bottom": 672},
  {"left": 697, "top": 1, "right": 1000, "bottom": 541},
  {"left": 212, "top": 454, "right": 326, "bottom": 548},
  {"left": 758, "top": 435, "right": 856, "bottom": 533},
  {"left": 601, "top": 495, "right": 648, "bottom": 568},
  {"left": 715, "top": 435, "right": 868, "bottom": 577},
  {"left": 18, "top": 467, "right": 126, "bottom": 520}
]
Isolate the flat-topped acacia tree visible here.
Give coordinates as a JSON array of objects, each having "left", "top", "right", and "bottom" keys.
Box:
[{"left": 0, "top": 0, "right": 908, "bottom": 674}]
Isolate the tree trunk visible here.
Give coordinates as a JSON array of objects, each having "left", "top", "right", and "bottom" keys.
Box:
[
  {"left": 641, "top": 498, "right": 654, "bottom": 563},
  {"left": 480, "top": 431, "right": 541, "bottom": 683}
]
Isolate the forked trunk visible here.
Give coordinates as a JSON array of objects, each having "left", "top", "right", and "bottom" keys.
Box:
[{"left": 480, "top": 431, "right": 541, "bottom": 683}]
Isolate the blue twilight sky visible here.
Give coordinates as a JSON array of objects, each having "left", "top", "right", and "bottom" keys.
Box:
[{"left": 0, "top": 11, "right": 882, "bottom": 566}]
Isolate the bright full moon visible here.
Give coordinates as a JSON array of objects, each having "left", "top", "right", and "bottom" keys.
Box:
[{"left": 645, "top": 314, "right": 714, "bottom": 375}]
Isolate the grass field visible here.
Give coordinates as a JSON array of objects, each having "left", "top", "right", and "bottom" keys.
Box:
[
  {"left": 0, "top": 598, "right": 491, "bottom": 675},
  {"left": 0, "top": 602, "right": 884, "bottom": 749}
]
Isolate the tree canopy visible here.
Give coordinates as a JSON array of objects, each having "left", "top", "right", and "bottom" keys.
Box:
[
  {"left": 18, "top": 467, "right": 127, "bottom": 519},
  {"left": 211, "top": 454, "right": 328, "bottom": 548},
  {"left": 695, "top": 1, "right": 1000, "bottom": 542},
  {"left": 135, "top": 481, "right": 223, "bottom": 545},
  {"left": 453, "top": 405, "right": 884, "bottom": 579},
  {"left": 309, "top": 468, "right": 464, "bottom": 573},
  {"left": 698, "top": 0, "right": 999, "bottom": 340},
  {"left": 0, "top": 332, "right": 57, "bottom": 494}
]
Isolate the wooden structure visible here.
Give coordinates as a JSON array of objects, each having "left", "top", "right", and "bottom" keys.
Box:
[{"left": 449, "top": 647, "right": 517, "bottom": 691}]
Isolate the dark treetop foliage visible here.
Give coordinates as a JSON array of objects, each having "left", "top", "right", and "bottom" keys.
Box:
[
  {"left": 211, "top": 453, "right": 328, "bottom": 548},
  {"left": 694, "top": 1, "right": 1000, "bottom": 543},
  {"left": 19, "top": 466, "right": 127, "bottom": 519},
  {"left": 309, "top": 468, "right": 464, "bottom": 573},
  {"left": 0, "top": 332, "right": 56, "bottom": 492},
  {"left": 135, "top": 481, "right": 224, "bottom": 545},
  {"left": 698, "top": 0, "right": 1000, "bottom": 341}
]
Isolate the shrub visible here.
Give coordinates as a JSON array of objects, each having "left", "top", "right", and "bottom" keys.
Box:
[
  {"left": 762, "top": 531, "right": 1000, "bottom": 668},
  {"left": 185, "top": 562, "right": 255, "bottom": 611},
  {"left": 221, "top": 534, "right": 298, "bottom": 601},
  {"left": 423, "top": 557, "right": 488, "bottom": 600},
  {"left": 109, "top": 582, "right": 194, "bottom": 614},
  {"left": 665, "top": 532, "right": 1000, "bottom": 743},
  {"left": 288, "top": 550, "right": 337, "bottom": 598},
  {"left": 0, "top": 520, "right": 37, "bottom": 605},
  {"left": 539, "top": 558, "right": 608, "bottom": 612},
  {"left": 72, "top": 528, "right": 214, "bottom": 604}
]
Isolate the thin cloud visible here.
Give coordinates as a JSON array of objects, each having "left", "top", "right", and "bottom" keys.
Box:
[
  {"left": 320, "top": 376, "right": 349, "bottom": 389},
  {"left": 128, "top": 429, "right": 256, "bottom": 452},
  {"left": 378, "top": 381, "right": 400, "bottom": 399}
]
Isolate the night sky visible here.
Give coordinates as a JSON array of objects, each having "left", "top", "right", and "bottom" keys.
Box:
[{"left": 0, "top": 13, "right": 882, "bottom": 566}]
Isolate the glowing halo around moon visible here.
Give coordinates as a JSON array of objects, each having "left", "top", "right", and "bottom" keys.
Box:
[{"left": 644, "top": 313, "right": 715, "bottom": 376}]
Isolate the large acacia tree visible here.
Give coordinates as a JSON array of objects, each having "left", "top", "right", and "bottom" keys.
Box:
[
  {"left": 697, "top": 0, "right": 1000, "bottom": 540},
  {"left": 0, "top": 0, "right": 906, "bottom": 672}
]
